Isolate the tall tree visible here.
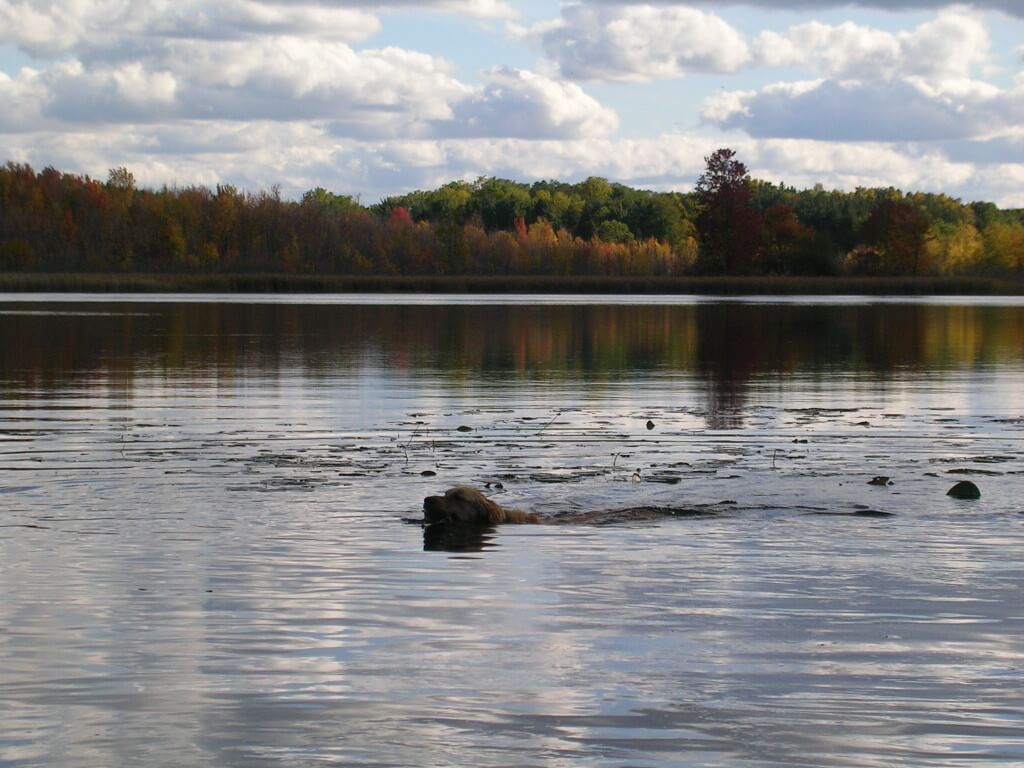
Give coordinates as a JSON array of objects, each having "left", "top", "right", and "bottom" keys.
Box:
[{"left": 695, "top": 149, "right": 763, "bottom": 274}]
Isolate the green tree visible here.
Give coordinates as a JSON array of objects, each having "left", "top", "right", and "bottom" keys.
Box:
[
  {"left": 596, "top": 219, "right": 634, "bottom": 244},
  {"left": 469, "top": 178, "right": 532, "bottom": 231},
  {"left": 302, "top": 187, "right": 360, "bottom": 213}
]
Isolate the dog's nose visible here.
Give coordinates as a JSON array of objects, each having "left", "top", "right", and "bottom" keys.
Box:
[{"left": 422, "top": 495, "right": 447, "bottom": 524}]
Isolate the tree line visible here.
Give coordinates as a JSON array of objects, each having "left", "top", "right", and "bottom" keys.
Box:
[{"left": 0, "top": 152, "right": 1021, "bottom": 277}]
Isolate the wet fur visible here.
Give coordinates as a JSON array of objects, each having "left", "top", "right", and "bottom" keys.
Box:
[{"left": 423, "top": 486, "right": 540, "bottom": 525}]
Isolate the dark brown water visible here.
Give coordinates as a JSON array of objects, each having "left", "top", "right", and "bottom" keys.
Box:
[{"left": 1, "top": 294, "right": 1023, "bottom": 767}]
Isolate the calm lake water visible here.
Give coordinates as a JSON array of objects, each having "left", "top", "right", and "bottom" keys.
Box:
[{"left": 1, "top": 294, "right": 1023, "bottom": 767}]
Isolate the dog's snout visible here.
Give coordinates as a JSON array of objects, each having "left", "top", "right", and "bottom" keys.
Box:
[{"left": 423, "top": 495, "right": 448, "bottom": 523}]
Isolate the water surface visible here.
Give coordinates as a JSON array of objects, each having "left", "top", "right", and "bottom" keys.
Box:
[{"left": 1, "top": 295, "right": 1023, "bottom": 767}]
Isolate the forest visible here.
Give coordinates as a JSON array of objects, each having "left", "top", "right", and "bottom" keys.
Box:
[{"left": 0, "top": 150, "right": 1021, "bottom": 279}]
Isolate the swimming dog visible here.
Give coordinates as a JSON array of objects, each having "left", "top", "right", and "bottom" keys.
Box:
[{"left": 423, "top": 486, "right": 540, "bottom": 525}]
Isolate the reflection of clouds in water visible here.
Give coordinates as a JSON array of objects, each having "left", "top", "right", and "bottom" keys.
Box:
[
  {"left": 4, "top": 470, "right": 1024, "bottom": 765},
  {"left": 189, "top": 528, "right": 583, "bottom": 765},
  {"left": 3, "top": 298, "right": 1024, "bottom": 766}
]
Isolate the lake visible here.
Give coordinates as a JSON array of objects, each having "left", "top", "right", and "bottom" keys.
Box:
[{"left": 1, "top": 294, "right": 1023, "bottom": 767}]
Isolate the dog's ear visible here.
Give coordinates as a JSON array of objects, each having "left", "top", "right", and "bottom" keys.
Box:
[
  {"left": 469, "top": 496, "right": 500, "bottom": 524},
  {"left": 455, "top": 490, "right": 501, "bottom": 523},
  {"left": 443, "top": 487, "right": 495, "bottom": 524}
]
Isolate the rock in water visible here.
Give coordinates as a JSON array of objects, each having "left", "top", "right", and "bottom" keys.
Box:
[
  {"left": 646, "top": 420, "right": 655, "bottom": 430},
  {"left": 947, "top": 481, "right": 981, "bottom": 500},
  {"left": 868, "top": 476, "right": 893, "bottom": 486}
]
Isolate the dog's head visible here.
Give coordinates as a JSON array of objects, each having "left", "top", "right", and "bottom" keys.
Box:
[{"left": 423, "top": 486, "right": 500, "bottom": 525}]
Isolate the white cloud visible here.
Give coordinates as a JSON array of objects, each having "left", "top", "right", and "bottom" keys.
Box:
[
  {"left": 0, "top": 0, "right": 572, "bottom": 141},
  {"left": 22, "top": 39, "right": 470, "bottom": 133},
  {"left": 41, "top": 61, "right": 179, "bottom": 124},
  {"left": 416, "top": 0, "right": 516, "bottom": 18},
  {"left": 704, "top": 79, "right": 988, "bottom": 142},
  {"left": 971, "top": 163, "right": 1024, "bottom": 207},
  {"left": 440, "top": 68, "right": 619, "bottom": 139},
  {"left": 8, "top": 122, "right": 1020, "bottom": 207},
  {"left": 0, "top": 1, "right": 382, "bottom": 57},
  {"left": 0, "top": 0, "right": 515, "bottom": 58},
  {"left": 524, "top": 4, "right": 750, "bottom": 82},
  {"left": 176, "top": 40, "right": 468, "bottom": 124},
  {"left": 706, "top": 10, "right": 1018, "bottom": 146},
  {"left": 750, "top": 138, "right": 978, "bottom": 192},
  {"left": 754, "top": 23, "right": 900, "bottom": 77},
  {"left": 902, "top": 10, "right": 992, "bottom": 80},
  {"left": 304, "top": 135, "right": 1004, "bottom": 207},
  {"left": 703, "top": 69, "right": 1024, "bottom": 145},
  {"left": 1, "top": 0, "right": 1023, "bottom": 208},
  {"left": 0, "top": 0, "right": 139, "bottom": 56},
  {"left": 0, "top": 69, "right": 45, "bottom": 131},
  {"left": 9, "top": 38, "right": 615, "bottom": 145},
  {"left": 177, "top": 1, "right": 384, "bottom": 41},
  {"left": 753, "top": 10, "right": 991, "bottom": 84},
  {"left": 590, "top": 0, "right": 1024, "bottom": 18},
  {"left": 699, "top": 88, "right": 756, "bottom": 124},
  {"left": 325, "top": 0, "right": 516, "bottom": 19}
]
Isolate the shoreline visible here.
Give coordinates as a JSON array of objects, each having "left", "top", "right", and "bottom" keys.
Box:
[{"left": 0, "top": 272, "right": 1022, "bottom": 295}]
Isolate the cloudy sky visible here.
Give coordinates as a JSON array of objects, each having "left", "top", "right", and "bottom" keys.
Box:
[{"left": 1, "top": 1, "right": 1023, "bottom": 206}]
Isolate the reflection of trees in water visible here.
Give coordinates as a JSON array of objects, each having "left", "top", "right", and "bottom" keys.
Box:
[
  {"left": 2, "top": 302, "right": 1023, "bottom": 427},
  {"left": 695, "top": 304, "right": 855, "bottom": 428},
  {"left": 695, "top": 303, "right": 1024, "bottom": 428},
  {"left": 695, "top": 305, "right": 760, "bottom": 430}
]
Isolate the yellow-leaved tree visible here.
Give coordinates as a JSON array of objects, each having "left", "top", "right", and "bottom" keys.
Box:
[
  {"left": 927, "top": 220, "right": 984, "bottom": 274},
  {"left": 983, "top": 220, "right": 1024, "bottom": 275}
]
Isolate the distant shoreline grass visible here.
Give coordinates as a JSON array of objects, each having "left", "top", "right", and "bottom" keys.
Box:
[{"left": 1, "top": 272, "right": 1022, "bottom": 295}]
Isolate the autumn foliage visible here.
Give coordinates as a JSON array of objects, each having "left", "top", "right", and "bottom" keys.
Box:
[{"left": 0, "top": 154, "right": 1021, "bottom": 279}]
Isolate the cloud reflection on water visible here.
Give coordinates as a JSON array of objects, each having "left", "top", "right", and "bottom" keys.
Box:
[{"left": 1, "top": 296, "right": 1023, "bottom": 766}]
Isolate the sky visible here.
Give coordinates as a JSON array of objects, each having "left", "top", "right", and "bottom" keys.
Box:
[{"left": 1, "top": 1, "right": 1023, "bottom": 206}]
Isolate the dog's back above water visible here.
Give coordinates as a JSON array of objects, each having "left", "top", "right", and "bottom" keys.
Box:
[
  {"left": 423, "top": 486, "right": 540, "bottom": 525},
  {"left": 422, "top": 486, "right": 718, "bottom": 527}
]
